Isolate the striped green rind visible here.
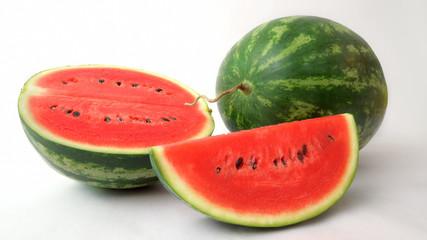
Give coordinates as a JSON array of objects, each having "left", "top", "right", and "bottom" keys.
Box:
[
  {"left": 216, "top": 16, "right": 387, "bottom": 149},
  {"left": 21, "top": 117, "right": 158, "bottom": 188}
]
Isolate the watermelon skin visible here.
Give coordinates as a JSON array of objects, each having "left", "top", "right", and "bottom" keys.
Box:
[
  {"left": 18, "top": 65, "right": 214, "bottom": 189},
  {"left": 150, "top": 114, "right": 359, "bottom": 227},
  {"left": 21, "top": 121, "right": 157, "bottom": 188},
  {"left": 216, "top": 16, "right": 387, "bottom": 149}
]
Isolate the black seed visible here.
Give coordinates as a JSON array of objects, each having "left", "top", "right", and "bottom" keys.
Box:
[
  {"left": 297, "top": 153, "right": 303, "bottom": 162},
  {"left": 235, "top": 157, "right": 243, "bottom": 169},
  {"left": 328, "top": 135, "right": 334, "bottom": 141},
  {"left": 281, "top": 157, "right": 286, "bottom": 166},
  {"left": 104, "top": 117, "right": 111, "bottom": 122},
  {"left": 273, "top": 159, "right": 278, "bottom": 166},
  {"left": 252, "top": 162, "right": 257, "bottom": 170},
  {"left": 73, "top": 111, "right": 80, "bottom": 117},
  {"left": 302, "top": 145, "right": 307, "bottom": 155},
  {"left": 161, "top": 118, "right": 170, "bottom": 122},
  {"left": 116, "top": 81, "right": 122, "bottom": 86},
  {"left": 50, "top": 105, "right": 57, "bottom": 109},
  {"left": 117, "top": 117, "right": 122, "bottom": 122},
  {"left": 132, "top": 83, "right": 138, "bottom": 87},
  {"left": 98, "top": 79, "right": 105, "bottom": 83},
  {"left": 216, "top": 167, "right": 221, "bottom": 173},
  {"left": 170, "top": 117, "right": 177, "bottom": 120},
  {"left": 146, "top": 119, "right": 152, "bottom": 123},
  {"left": 62, "top": 81, "right": 67, "bottom": 85},
  {"left": 156, "top": 88, "right": 163, "bottom": 92},
  {"left": 66, "top": 110, "right": 72, "bottom": 114}
]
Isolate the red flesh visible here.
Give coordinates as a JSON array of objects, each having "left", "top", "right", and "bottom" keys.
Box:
[
  {"left": 27, "top": 67, "right": 209, "bottom": 148},
  {"left": 161, "top": 115, "right": 352, "bottom": 214}
]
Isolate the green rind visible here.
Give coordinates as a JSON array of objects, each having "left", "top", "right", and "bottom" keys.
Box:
[
  {"left": 216, "top": 16, "right": 387, "bottom": 149},
  {"left": 22, "top": 117, "right": 157, "bottom": 188},
  {"left": 149, "top": 114, "right": 359, "bottom": 227},
  {"left": 18, "top": 65, "right": 215, "bottom": 188}
]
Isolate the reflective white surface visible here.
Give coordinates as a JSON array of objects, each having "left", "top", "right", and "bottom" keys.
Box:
[{"left": 1, "top": 0, "right": 426, "bottom": 239}]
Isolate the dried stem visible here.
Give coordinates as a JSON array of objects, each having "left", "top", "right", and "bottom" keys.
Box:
[{"left": 185, "top": 83, "right": 250, "bottom": 106}]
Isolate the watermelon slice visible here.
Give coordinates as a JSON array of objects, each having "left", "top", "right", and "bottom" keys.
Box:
[
  {"left": 18, "top": 65, "right": 214, "bottom": 188},
  {"left": 149, "top": 114, "right": 358, "bottom": 227}
]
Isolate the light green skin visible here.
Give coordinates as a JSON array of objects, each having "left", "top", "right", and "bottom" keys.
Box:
[
  {"left": 18, "top": 65, "right": 215, "bottom": 189},
  {"left": 217, "top": 16, "right": 388, "bottom": 149},
  {"left": 149, "top": 114, "right": 359, "bottom": 227}
]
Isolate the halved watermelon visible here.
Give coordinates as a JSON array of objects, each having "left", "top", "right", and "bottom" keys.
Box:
[
  {"left": 149, "top": 114, "right": 358, "bottom": 227},
  {"left": 18, "top": 65, "right": 214, "bottom": 188}
]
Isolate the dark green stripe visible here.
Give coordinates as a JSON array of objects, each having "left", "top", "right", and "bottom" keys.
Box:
[
  {"left": 21, "top": 118, "right": 157, "bottom": 189},
  {"left": 217, "top": 16, "right": 387, "bottom": 149}
]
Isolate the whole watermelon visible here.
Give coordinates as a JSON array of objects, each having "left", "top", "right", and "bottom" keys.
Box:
[{"left": 216, "top": 16, "right": 388, "bottom": 149}]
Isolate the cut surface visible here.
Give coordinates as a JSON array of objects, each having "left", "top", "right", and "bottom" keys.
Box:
[
  {"left": 150, "top": 114, "right": 358, "bottom": 227},
  {"left": 19, "top": 65, "right": 214, "bottom": 153},
  {"left": 18, "top": 65, "right": 214, "bottom": 188}
]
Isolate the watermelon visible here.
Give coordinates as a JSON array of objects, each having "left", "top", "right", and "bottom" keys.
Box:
[
  {"left": 18, "top": 65, "right": 214, "bottom": 189},
  {"left": 150, "top": 113, "right": 358, "bottom": 227},
  {"left": 216, "top": 16, "right": 387, "bottom": 149}
]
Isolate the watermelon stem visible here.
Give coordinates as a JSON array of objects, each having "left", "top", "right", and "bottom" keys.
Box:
[{"left": 185, "top": 83, "right": 251, "bottom": 106}]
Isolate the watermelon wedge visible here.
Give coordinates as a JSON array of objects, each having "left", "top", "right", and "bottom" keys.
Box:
[
  {"left": 149, "top": 114, "right": 358, "bottom": 227},
  {"left": 18, "top": 65, "right": 214, "bottom": 188}
]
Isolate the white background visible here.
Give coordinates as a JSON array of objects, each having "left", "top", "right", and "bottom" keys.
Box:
[{"left": 1, "top": 0, "right": 427, "bottom": 239}]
